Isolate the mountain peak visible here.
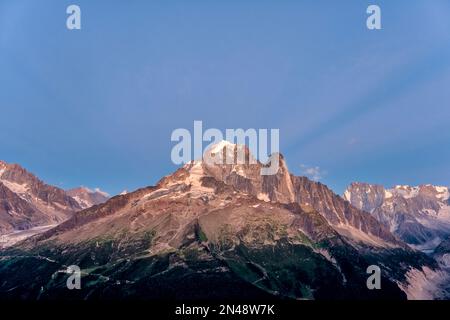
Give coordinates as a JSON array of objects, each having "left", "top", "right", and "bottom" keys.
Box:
[{"left": 66, "top": 187, "right": 109, "bottom": 209}]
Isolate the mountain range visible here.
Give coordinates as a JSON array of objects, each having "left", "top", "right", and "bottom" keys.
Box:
[
  {"left": 0, "top": 142, "right": 449, "bottom": 300},
  {"left": 0, "top": 160, "right": 109, "bottom": 247},
  {"left": 344, "top": 183, "right": 450, "bottom": 251}
]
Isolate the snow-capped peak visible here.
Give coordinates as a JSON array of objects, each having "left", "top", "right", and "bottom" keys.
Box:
[
  {"left": 66, "top": 187, "right": 109, "bottom": 209},
  {"left": 203, "top": 140, "right": 258, "bottom": 168},
  {"left": 392, "top": 185, "right": 419, "bottom": 199},
  {"left": 207, "top": 140, "right": 237, "bottom": 155},
  {"left": 434, "top": 186, "right": 450, "bottom": 201},
  {"left": 390, "top": 185, "right": 449, "bottom": 201},
  {"left": 93, "top": 188, "right": 110, "bottom": 198}
]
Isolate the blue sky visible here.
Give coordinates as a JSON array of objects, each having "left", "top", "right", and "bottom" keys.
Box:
[{"left": 1, "top": 0, "right": 450, "bottom": 195}]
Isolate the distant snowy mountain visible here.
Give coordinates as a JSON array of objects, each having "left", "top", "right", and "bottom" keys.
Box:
[
  {"left": 0, "top": 160, "right": 81, "bottom": 237},
  {"left": 66, "top": 187, "right": 109, "bottom": 209},
  {"left": 344, "top": 183, "right": 450, "bottom": 250}
]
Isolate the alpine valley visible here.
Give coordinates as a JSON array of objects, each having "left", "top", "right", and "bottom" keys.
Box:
[{"left": 0, "top": 143, "right": 449, "bottom": 300}]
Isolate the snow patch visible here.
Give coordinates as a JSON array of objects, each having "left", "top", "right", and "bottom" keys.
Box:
[
  {"left": 435, "top": 187, "right": 450, "bottom": 201},
  {"left": 398, "top": 266, "right": 449, "bottom": 300},
  {"left": 231, "top": 165, "right": 248, "bottom": 178},
  {"left": 72, "top": 196, "right": 91, "bottom": 209},
  {"left": 184, "top": 161, "right": 215, "bottom": 195},
  {"left": 0, "top": 180, "right": 29, "bottom": 195},
  {"left": 343, "top": 190, "right": 351, "bottom": 202},
  {"left": 384, "top": 190, "right": 393, "bottom": 199},
  {"left": 143, "top": 188, "right": 170, "bottom": 200},
  {"left": 0, "top": 224, "right": 56, "bottom": 248},
  {"left": 208, "top": 140, "right": 236, "bottom": 155},
  {"left": 257, "top": 193, "right": 270, "bottom": 202}
]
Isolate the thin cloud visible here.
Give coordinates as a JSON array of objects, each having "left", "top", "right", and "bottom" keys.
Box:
[
  {"left": 300, "top": 164, "right": 327, "bottom": 181},
  {"left": 347, "top": 137, "right": 359, "bottom": 146}
]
